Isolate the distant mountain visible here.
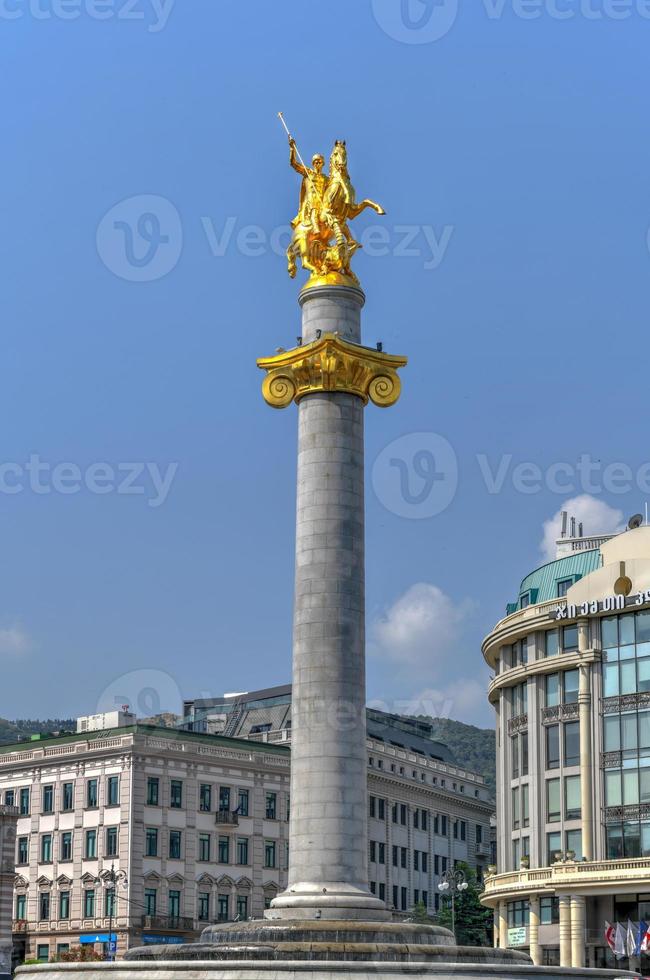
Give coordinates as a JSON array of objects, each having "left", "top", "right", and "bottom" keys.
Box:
[
  {"left": 0, "top": 718, "right": 76, "bottom": 745},
  {"left": 417, "top": 716, "right": 497, "bottom": 799},
  {"left": 141, "top": 712, "right": 182, "bottom": 728}
]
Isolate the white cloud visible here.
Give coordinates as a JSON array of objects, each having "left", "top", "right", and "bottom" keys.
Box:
[
  {"left": 540, "top": 494, "right": 624, "bottom": 562},
  {"left": 0, "top": 626, "right": 31, "bottom": 657},
  {"left": 375, "top": 678, "right": 490, "bottom": 725},
  {"left": 370, "top": 582, "right": 472, "bottom": 669}
]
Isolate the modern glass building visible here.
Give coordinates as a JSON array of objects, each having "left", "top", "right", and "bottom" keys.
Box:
[{"left": 481, "top": 521, "right": 650, "bottom": 971}]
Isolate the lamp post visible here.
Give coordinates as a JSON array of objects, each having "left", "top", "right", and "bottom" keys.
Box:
[
  {"left": 437, "top": 868, "right": 468, "bottom": 940},
  {"left": 101, "top": 863, "right": 127, "bottom": 961}
]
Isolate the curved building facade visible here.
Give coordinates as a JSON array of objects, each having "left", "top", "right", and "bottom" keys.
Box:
[{"left": 481, "top": 523, "right": 650, "bottom": 971}]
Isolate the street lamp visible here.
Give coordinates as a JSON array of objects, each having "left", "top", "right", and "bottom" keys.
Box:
[
  {"left": 437, "top": 868, "right": 468, "bottom": 939},
  {"left": 100, "top": 863, "right": 128, "bottom": 961}
]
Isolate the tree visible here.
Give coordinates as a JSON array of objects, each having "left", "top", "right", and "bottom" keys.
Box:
[
  {"left": 410, "top": 900, "right": 436, "bottom": 924},
  {"left": 435, "top": 863, "right": 493, "bottom": 947}
]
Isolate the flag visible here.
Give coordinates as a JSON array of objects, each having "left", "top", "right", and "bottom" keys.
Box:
[
  {"left": 605, "top": 921, "right": 615, "bottom": 952},
  {"left": 639, "top": 922, "right": 650, "bottom": 953},
  {"left": 614, "top": 922, "right": 626, "bottom": 958},
  {"left": 626, "top": 920, "right": 637, "bottom": 957}
]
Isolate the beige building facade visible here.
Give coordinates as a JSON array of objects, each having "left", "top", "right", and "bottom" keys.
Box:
[
  {"left": 2, "top": 712, "right": 493, "bottom": 963},
  {"left": 482, "top": 522, "right": 650, "bottom": 971},
  {"left": 0, "top": 803, "right": 18, "bottom": 976}
]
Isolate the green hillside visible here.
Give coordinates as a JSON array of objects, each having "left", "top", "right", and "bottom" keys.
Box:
[
  {"left": 418, "top": 716, "right": 497, "bottom": 799},
  {"left": 0, "top": 718, "right": 76, "bottom": 745}
]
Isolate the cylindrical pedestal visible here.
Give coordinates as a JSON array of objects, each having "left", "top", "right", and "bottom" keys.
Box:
[{"left": 269, "top": 284, "right": 386, "bottom": 921}]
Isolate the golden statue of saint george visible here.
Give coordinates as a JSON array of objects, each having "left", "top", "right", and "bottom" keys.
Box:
[{"left": 280, "top": 118, "right": 385, "bottom": 288}]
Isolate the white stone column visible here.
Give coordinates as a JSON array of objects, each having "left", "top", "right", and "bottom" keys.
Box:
[
  {"left": 498, "top": 901, "right": 508, "bottom": 949},
  {"left": 528, "top": 895, "right": 541, "bottom": 966},
  {"left": 270, "top": 285, "right": 386, "bottom": 921},
  {"left": 578, "top": 619, "right": 594, "bottom": 861},
  {"left": 559, "top": 894, "right": 572, "bottom": 967},
  {"left": 570, "top": 894, "right": 586, "bottom": 968}
]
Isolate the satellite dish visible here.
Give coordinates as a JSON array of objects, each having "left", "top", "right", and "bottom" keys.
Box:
[{"left": 628, "top": 514, "right": 644, "bottom": 530}]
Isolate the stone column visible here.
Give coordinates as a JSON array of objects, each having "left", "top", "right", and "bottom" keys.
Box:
[
  {"left": 570, "top": 894, "right": 586, "bottom": 968},
  {"left": 268, "top": 285, "right": 388, "bottom": 921},
  {"left": 577, "top": 619, "right": 594, "bottom": 861},
  {"left": 528, "top": 895, "right": 541, "bottom": 966},
  {"left": 559, "top": 894, "right": 572, "bottom": 967},
  {"left": 498, "top": 901, "right": 508, "bottom": 949}
]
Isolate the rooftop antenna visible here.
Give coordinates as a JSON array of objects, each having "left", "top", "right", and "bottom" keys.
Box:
[{"left": 560, "top": 511, "right": 568, "bottom": 539}]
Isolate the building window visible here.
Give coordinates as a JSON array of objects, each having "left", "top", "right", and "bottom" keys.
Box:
[
  {"left": 62, "top": 782, "right": 74, "bottom": 811},
  {"left": 61, "top": 831, "right": 72, "bottom": 862},
  {"left": 16, "top": 894, "right": 26, "bottom": 920},
  {"left": 168, "top": 890, "right": 181, "bottom": 920},
  {"left": 17, "top": 836, "right": 28, "bottom": 864},
  {"left": 565, "top": 775, "right": 581, "bottom": 820},
  {"left": 545, "top": 674, "right": 560, "bottom": 708},
  {"left": 41, "top": 834, "right": 53, "bottom": 863},
  {"left": 83, "top": 890, "right": 95, "bottom": 918},
  {"left": 379, "top": 883, "right": 386, "bottom": 902},
  {"left": 236, "top": 837, "right": 249, "bottom": 865},
  {"left": 146, "top": 777, "right": 159, "bottom": 806},
  {"left": 86, "top": 779, "right": 98, "bottom": 809},
  {"left": 377, "top": 842, "right": 385, "bottom": 864},
  {"left": 546, "top": 724, "right": 560, "bottom": 770},
  {"left": 218, "top": 894, "right": 229, "bottom": 921},
  {"left": 198, "top": 892, "right": 210, "bottom": 922},
  {"left": 546, "top": 779, "right": 560, "bottom": 823},
  {"left": 562, "top": 624, "right": 578, "bottom": 652},
  {"left": 370, "top": 796, "right": 376, "bottom": 818},
  {"left": 199, "top": 833, "right": 211, "bottom": 862},
  {"left": 145, "top": 828, "right": 158, "bottom": 857},
  {"left": 564, "top": 720, "right": 580, "bottom": 767},
  {"left": 420, "top": 808, "right": 427, "bottom": 829},
  {"left": 42, "top": 784, "right": 54, "bottom": 814},
  {"left": 547, "top": 831, "right": 561, "bottom": 864},
  {"left": 265, "top": 792, "right": 277, "bottom": 819},
  {"left": 200, "top": 784, "right": 212, "bottom": 812},
  {"left": 237, "top": 895, "right": 248, "bottom": 920},
  {"left": 401, "top": 847, "right": 407, "bottom": 868},
  {"left": 545, "top": 629, "right": 560, "bottom": 657},
  {"left": 105, "top": 888, "right": 116, "bottom": 917},
  {"left": 19, "top": 787, "right": 30, "bottom": 815},
  {"left": 219, "top": 786, "right": 231, "bottom": 812},
  {"left": 400, "top": 804, "right": 407, "bottom": 825},
  {"left": 540, "top": 896, "right": 559, "bottom": 924},
  {"left": 557, "top": 578, "right": 573, "bottom": 598},
  {"left": 565, "top": 828, "right": 583, "bottom": 859},
  {"left": 85, "top": 829, "right": 97, "bottom": 859},
  {"left": 519, "top": 593, "right": 530, "bottom": 609},
  {"left": 511, "top": 736, "right": 519, "bottom": 778},
  {"left": 507, "top": 900, "right": 529, "bottom": 927},
  {"left": 107, "top": 776, "right": 119, "bottom": 807},
  {"left": 144, "top": 888, "right": 157, "bottom": 916},
  {"left": 170, "top": 780, "right": 183, "bottom": 809},
  {"left": 512, "top": 838, "right": 520, "bottom": 868},
  {"left": 522, "top": 784, "right": 530, "bottom": 828},
  {"left": 265, "top": 840, "right": 276, "bottom": 868},
  {"left": 4, "top": 790, "right": 14, "bottom": 806},
  {"left": 106, "top": 826, "right": 118, "bottom": 857},
  {"left": 238, "top": 789, "right": 249, "bottom": 816},
  {"left": 169, "top": 830, "right": 182, "bottom": 859},
  {"left": 39, "top": 892, "right": 51, "bottom": 921},
  {"left": 36, "top": 945, "right": 49, "bottom": 963},
  {"left": 218, "top": 836, "right": 229, "bottom": 863},
  {"left": 563, "top": 669, "right": 579, "bottom": 705},
  {"left": 512, "top": 787, "right": 520, "bottom": 830},
  {"left": 401, "top": 886, "right": 408, "bottom": 911}
]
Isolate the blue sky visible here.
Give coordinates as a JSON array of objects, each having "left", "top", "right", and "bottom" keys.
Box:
[{"left": 2, "top": 0, "right": 649, "bottom": 726}]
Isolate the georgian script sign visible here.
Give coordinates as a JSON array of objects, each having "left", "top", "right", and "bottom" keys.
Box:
[{"left": 555, "top": 591, "right": 650, "bottom": 621}]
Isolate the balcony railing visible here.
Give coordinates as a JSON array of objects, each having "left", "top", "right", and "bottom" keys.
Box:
[
  {"left": 507, "top": 713, "right": 528, "bottom": 735},
  {"left": 141, "top": 915, "right": 195, "bottom": 933},
  {"left": 12, "top": 920, "right": 27, "bottom": 933},
  {"left": 482, "top": 857, "right": 650, "bottom": 903},
  {"left": 215, "top": 810, "right": 239, "bottom": 827},
  {"left": 541, "top": 702, "right": 580, "bottom": 725}
]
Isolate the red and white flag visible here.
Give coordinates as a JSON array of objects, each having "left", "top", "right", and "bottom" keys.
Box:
[{"left": 605, "top": 922, "right": 615, "bottom": 952}]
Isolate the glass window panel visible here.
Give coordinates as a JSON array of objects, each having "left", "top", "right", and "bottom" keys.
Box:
[
  {"left": 641, "top": 822, "right": 650, "bottom": 857},
  {"left": 566, "top": 829, "right": 582, "bottom": 859},
  {"left": 565, "top": 775, "right": 581, "bottom": 819},
  {"left": 620, "top": 644, "right": 636, "bottom": 661},
  {"left": 604, "top": 715, "right": 621, "bottom": 752},
  {"left": 546, "top": 725, "right": 560, "bottom": 769},
  {"left": 605, "top": 770, "right": 622, "bottom": 806},
  {"left": 637, "top": 641, "right": 650, "bottom": 659},
  {"left": 546, "top": 779, "right": 560, "bottom": 822},
  {"left": 639, "top": 712, "right": 650, "bottom": 749},
  {"left": 621, "top": 661, "right": 637, "bottom": 694},
  {"left": 607, "top": 824, "right": 624, "bottom": 858},
  {"left": 545, "top": 630, "right": 559, "bottom": 657},
  {"left": 546, "top": 674, "right": 560, "bottom": 708},
  {"left": 638, "top": 659, "right": 650, "bottom": 694},
  {"left": 563, "top": 669, "right": 579, "bottom": 704},
  {"left": 622, "top": 714, "right": 638, "bottom": 751},
  {"left": 512, "top": 787, "right": 520, "bottom": 829},
  {"left": 522, "top": 784, "right": 530, "bottom": 826},
  {"left": 620, "top": 615, "right": 635, "bottom": 646},
  {"left": 602, "top": 616, "right": 618, "bottom": 649},
  {"left": 563, "top": 625, "right": 578, "bottom": 651},
  {"left": 640, "top": 770, "right": 650, "bottom": 804},
  {"left": 624, "top": 821, "right": 641, "bottom": 858},
  {"left": 603, "top": 662, "right": 619, "bottom": 697},
  {"left": 564, "top": 721, "right": 580, "bottom": 767},
  {"left": 547, "top": 831, "right": 561, "bottom": 864},
  {"left": 512, "top": 737, "right": 519, "bottom": 779},
  {"left": 522, "top": 733, "right": 529, "bottom": 776},
  {"left": 637, "top": 611, "right": 650, "bottom": 643},
  {"left": 623, "top": 770, "right": 639, "bottom": 805}
]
